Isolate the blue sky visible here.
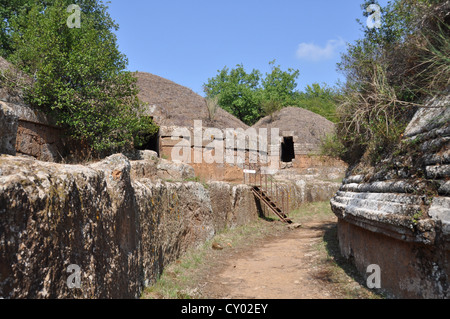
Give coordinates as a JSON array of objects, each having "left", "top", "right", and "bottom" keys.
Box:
[{"left": 107, "top": 0, "right": 389, "bottom": 96}]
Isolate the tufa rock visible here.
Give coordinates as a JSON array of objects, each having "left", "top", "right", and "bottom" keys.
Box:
[
  {"left": 0, "top": 153, "right": 266, "bottom": 298},
  {"left": 0, "top": 102, "right": 18, "bottom": 155},
  {"left": 288, "top": 223, "right": 302, "bottom": 230},
  {"left": 330, "top": 93, "right": 450, "bottom": 299}
]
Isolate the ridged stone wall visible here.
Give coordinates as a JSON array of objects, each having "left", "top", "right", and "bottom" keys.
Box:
[{"left": 331, "top": 94, "right": 449, "bottom": 298}]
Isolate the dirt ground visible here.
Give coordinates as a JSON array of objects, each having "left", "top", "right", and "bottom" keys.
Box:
[
  {"left": 143, "top": 204, "right": 382, "bottom": 300},
  {"left": 195, "top": 217, "right": 380, "bottom": 299}
]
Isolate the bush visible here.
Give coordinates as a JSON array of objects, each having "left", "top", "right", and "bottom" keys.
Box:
[
  {"left": 331, "top": 0, "right": 449, "bottom": 165},
  {"left": 261, "top": 99, "right": 282, "bottom": 122},
  {"left": 319, "top": 133, "right": 346, "bottom": 160},
  {"left": 4, "top": 0, "right": 158, "bottom": 156},
  {"left": 293, "top": 83, "right": 339, "bottom": 123},
  {"left": 203, "top": 61, "right": 300, "bottom": 126}
]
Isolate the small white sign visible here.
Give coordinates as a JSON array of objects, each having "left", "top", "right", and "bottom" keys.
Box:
[{"left": 243, "top": 169, "right": 256, "bottom": 174}]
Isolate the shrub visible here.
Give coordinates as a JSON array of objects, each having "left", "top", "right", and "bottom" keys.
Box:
[
  {"left": 319, "top": 133, "right": 346, "bottom": 160},
  {"left": 5, "top": 0, "right": 158, "bottom": 156},
  {"left": 205, "top": 95, "right": 219, "bottom": 122},
  {"left": 261, "top": 99, "right": 282, "bottom": 122},
  {"left": 332, "top": 0, "right": 449, "bottom": 165}
]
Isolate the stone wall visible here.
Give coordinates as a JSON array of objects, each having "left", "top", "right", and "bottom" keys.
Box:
[
  {"left": 159, "top": 125, "right": 348, "bottom": 183},
  {"left": 0, "top": 152, "right": 266, "bottom": 298},
  {"left": 0, "top": 100, "right": 64, "bottom": 162},
  {"left": 0, "top": 102, "right": 18, "bottom": 156},
  {"left": 331, "top": 94, "right": 450, "bottom": 298},
  {"left": 159, "top": 125, "right": 264, "bottom": 183},
  {"left": 0, "top": 147, "right": 342, "bottom": 299},
  {"left": 13, "top": 103, "right": 64, "bottom": 162}
]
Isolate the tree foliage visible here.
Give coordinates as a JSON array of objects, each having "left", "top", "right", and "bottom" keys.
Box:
[
  {"left": 2, "top": 0, "right": 158, "bottom": 155},
  {"left": 293, "top": 83, "right": 339, "bottom": 123},
  {"left": 203, "top": 64, "right": 262, "bottom": 126},
  {"left": 0, "top": 0, "right": 34, "bottom": 57},
  {"left": 203, "top": 61, "right": 338, "bottom": 126},
  {"left": 261, "top": 60, "right": 300, "bottom": 105},
  {"left": 328, "top": 0, "right": 449, "bottom": 165}
]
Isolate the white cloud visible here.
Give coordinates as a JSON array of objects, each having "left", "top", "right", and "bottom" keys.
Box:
[{"left": 296, "top": 38, "right": 346, "bottom": 62}]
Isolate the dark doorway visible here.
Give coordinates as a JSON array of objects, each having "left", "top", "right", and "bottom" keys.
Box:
[
  {"left": 281, "top": 136, "right": 295, "bottom": 163},
  {"left": 136, "top": 128, "right": 160, "bottom": 156}
]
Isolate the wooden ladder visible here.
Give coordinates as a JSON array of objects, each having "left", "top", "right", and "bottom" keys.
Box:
[{"left": 251, "top": 186, "right": 292, "bottom": 224}]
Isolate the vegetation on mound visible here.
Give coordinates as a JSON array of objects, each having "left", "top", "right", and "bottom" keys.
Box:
[
  {"left": 203, "top": 60, "right": 340, "bottom": 126},
  {"left": 0, "top": 0, "right": 158, "bottom": 157},
  {"left": 321, "top": 0, "right": 449, "bottom": 166},
  {"left": 134, "top": 71, "right": 249, "bottom": 130}
]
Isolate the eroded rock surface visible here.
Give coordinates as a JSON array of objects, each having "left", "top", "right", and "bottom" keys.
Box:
[
  {"left": 331, "top": 94, "right": 450, "bottom": 298},
  {"left": 0, "top": 153, "right": 261, "bottom": 298},
  {"left": 0, "top": 102, "right": 18, "bottom": 156}
]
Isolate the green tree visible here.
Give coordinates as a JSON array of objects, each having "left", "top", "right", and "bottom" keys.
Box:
[
  {"left": 0, "top": 0, "right": 34, "bottom": 57},
  {"left": 333, "top": 0, "right": 448, "bottom": 164},
  {"left": 261, "top": 60, "right": 300, "bottom": 105},
  {"left": 203, "top": 64, "right": 263, "bottom": 126},
  {"left": 293, "top": 83, "right": 339, "bottom": 123},
  {"left": 203, "top": 61, "right": 301, "bottom": 125},
  {"left": 6, "top": 0, "right": 158, "bottom": 154}
]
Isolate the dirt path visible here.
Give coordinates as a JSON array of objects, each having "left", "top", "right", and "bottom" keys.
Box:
[
  {"left": 143, "top": 204, "right": 381, "bottom": 300},
  {"left": 197, "top": 218, "right": 377, "bottom": 299}
]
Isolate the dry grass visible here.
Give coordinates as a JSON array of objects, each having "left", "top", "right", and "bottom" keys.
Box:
[
  {"left": 205, "top": 96, "right": 219, "bottom": 121},
  {"left": 0, "top": 56, "right": 33, "bottom": 104},
  {"left": 135, "top": 72, "right": 248, "bottom": 130}
]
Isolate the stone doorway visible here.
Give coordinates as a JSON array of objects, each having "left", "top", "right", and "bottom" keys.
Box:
[
  {"left": 136, "top": 128, "right": 160, "bottom": 156},
  {"left": 281, "top": 136, "right": 295, "bottom": 163}
]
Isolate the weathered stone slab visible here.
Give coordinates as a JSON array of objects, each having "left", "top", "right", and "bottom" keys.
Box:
[
  {"left": 0, "top": 102, "right": 18, "bottom": 155},
  {"left": 0, "top": 153, "right": 266, "bottom": 298},
  {"left": 331, "top": 93, "right": 450, "bottom": 299}
]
